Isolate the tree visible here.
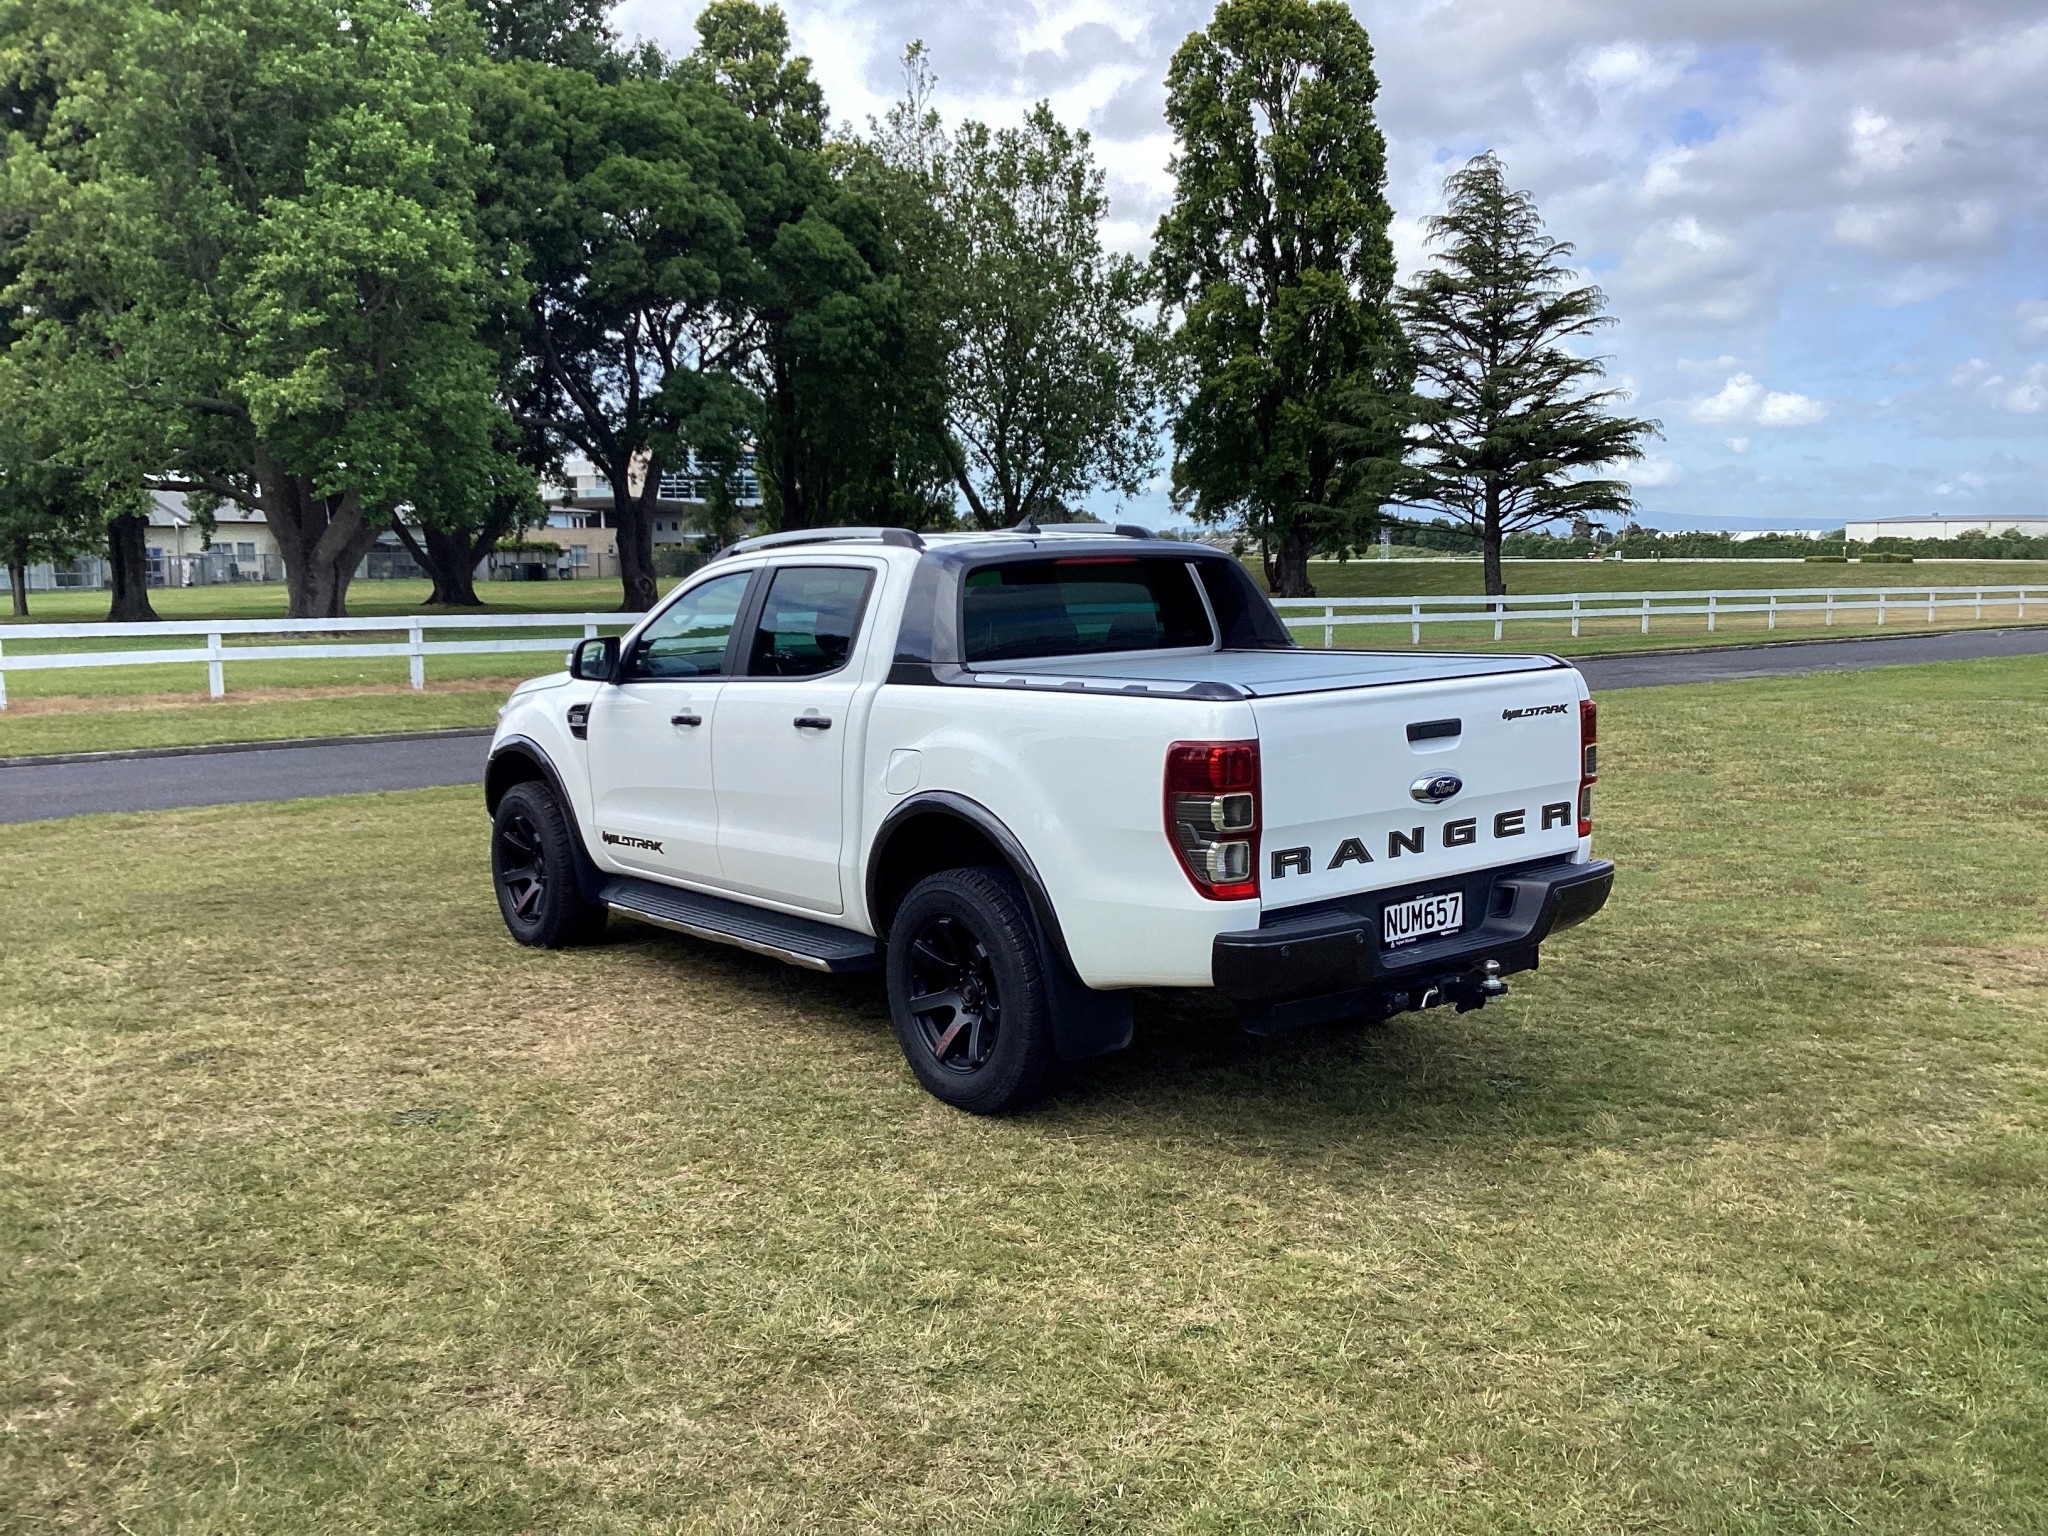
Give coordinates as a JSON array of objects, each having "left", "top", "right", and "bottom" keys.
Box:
[
  {"left": 1152, "top": 0, "right": 1407, "bottom": 597},
  {"left": 484, "top": 60, "right": 758, "bottom": 610},
  {"left": 691, "top": 7, "right": 949, "bottom": 533},
  {"left": 1372, "top": 153, "right": 1657, "bottom": 597},
  {"left": 925, "top": 102, "right": 1159, "bottom": 528},
  {"left": 0, "top": 433, "right": 101, "bottom": 616},
  {"left": 5, "top": 0, "right": 512, "bottom": 618},
  {"left": 469, "top": 0, "right": 614, "bottom": 71}
]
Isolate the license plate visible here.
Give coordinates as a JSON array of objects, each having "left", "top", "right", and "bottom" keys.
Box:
[{"left": 1382, "top": 890, "right": 1464, "bottom": 949}]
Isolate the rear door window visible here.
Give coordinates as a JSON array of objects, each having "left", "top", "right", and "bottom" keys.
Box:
[
  {"left": 962, "top": 558, "right": 1215, "bottom": 663},
  {"left": 745, "top": 565, "right": 875, "bottom": 678}
]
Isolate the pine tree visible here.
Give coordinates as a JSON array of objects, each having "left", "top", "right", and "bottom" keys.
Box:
[{"left": 1370, "top": 153, "right": 1657, "bottom": 597}]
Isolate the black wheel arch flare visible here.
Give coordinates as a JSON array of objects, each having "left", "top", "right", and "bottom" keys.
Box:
[
  {"left": 867, "top": 791, "right": 1131, "bottom": 1062},
  {"left": 486, "top": 736, "right": 606, "bottom": 904}
]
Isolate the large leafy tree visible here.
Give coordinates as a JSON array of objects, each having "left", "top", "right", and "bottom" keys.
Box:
[
  {"left": 1375, "top": 153, "right": 1657, "bottom": 597},
  {"left": 691, "top": 6, "right": 949, "bottom": 533},
  {"left": 1153, "top": 0, "right": 1407, "bottom": 597},
  {"left": 485, "top": 60, "right": 759, "bottom": 610},
  {"left": 6, "top": 0, "right": 511, "bottom": 618},
  {"left": 926, "top": 102, "right": 1158, "bottom": 528}
]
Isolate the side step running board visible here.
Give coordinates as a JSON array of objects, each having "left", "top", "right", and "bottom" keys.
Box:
[{"left": 600, "top": 876, "right": 880, "bottom": 973}]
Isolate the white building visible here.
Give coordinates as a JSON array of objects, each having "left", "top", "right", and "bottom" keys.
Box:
[
  {"left": 1844, "top": 515, "right": 2048, "bottom": 542},
  {"left": 524, "top": 451, "right": 761, "bottom": 578}
]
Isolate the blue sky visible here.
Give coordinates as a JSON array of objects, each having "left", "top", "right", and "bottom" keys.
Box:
[{"left": 618, "top": 0, "right": 2048, "bottom": 532}]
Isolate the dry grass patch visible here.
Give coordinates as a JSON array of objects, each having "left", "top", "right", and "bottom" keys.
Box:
[{"left": 3, "top": 657, "right": 2047, "bottom": 1532}]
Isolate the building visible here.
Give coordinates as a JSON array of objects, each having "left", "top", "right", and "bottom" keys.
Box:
[
  {"left": 521, "top": 451, "right": 761, "bottom": 579},
  {"left": 1844, "top": 515, "right": 2048, "bottom": 542},
  {"left": 22, "top": 492, "right": 286, "bottom": 592}
]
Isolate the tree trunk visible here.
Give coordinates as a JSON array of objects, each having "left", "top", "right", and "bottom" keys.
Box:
[
  {"left": 603, "top": 459, "right": 660, "bottom": 612},
  {"left": 105, "top": 513, "right": 160, "bottom": 622},
  {"left": 1271, "top": 515, "right": 1316, "bottom": 599},
  {"left": 1481, "top": 485, "right": 1507, "bottom": 598},
  {"left": 770, "top": 358, "right": 815, "bottom": 531},
  {"left": 256, "top": 447, "right": 382, "bottom": 618},
  {"left": 390, "top": 516, "right": 509, "bottom": 607},
  {"left": 7, "top": 556, "right": 26, "bottom": 617}
]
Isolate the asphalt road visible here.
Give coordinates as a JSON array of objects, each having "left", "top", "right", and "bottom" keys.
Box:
[{"left": 3, "top": 626, "right": 2044, "bottom": 826}]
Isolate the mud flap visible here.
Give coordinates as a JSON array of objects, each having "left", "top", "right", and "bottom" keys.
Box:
[{"left": 1038, "top": 927, "right": 1133, "bottom": 1061}]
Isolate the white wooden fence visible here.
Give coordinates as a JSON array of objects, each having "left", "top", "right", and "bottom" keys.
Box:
[
  {"left": 0, "top": 585, "right": 2038, "bottom": 709},
  {"left": 0, "top": 612, "right": 638, "bottom": 710},
  {"left": 1271, "top": 585, "right": 2037, "bottom": 647}
]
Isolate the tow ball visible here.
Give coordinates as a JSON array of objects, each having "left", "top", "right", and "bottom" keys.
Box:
[{"left": 1446, "top": 959, "right": 1511, "bottom": 1014}]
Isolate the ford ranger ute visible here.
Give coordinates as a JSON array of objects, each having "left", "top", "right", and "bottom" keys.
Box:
[{"left": 486, "top": 525, "right": 1613, "bottom": 1113}]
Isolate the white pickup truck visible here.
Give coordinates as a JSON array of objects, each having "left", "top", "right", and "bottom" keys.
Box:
[{"left": 486, "top": 525, "right": 1612, "bottom": 1112}]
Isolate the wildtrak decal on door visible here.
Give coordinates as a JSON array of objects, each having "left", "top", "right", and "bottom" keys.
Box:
[
  {"left": 602, "top": 831, "right": 665, "bottom": 854},
  {"left": 1268, "top": 800, "right": 1576, "bottom": 879}
]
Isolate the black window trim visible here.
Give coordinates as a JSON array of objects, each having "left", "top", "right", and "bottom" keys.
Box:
[
  {"left": 618, "top": 565, "right": 764, "bottom": 683},
  {"left": 733, "top": 560, "right": 880, "bottom": 682}
]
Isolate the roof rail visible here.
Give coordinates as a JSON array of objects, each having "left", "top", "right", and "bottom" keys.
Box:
[
  {"left": 712, "top": 526, "right": 925, "bottom": 561},
  {"left": 1004, "top": 518, "right": 1158, "bottom": 540}
]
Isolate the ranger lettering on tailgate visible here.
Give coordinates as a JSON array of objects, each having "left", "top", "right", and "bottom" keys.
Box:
[{"left": 1267, "top": 800, "right": 1576, "bottom": 879}]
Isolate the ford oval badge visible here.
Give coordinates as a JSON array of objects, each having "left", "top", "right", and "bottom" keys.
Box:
[{"left": 1411, "top": 773, "right": 1463, "bottom": 805}]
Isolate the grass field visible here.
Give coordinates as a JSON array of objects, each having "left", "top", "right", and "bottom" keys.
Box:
[
  {"left": 2, "top": 577, "right": 648, "bottom": 625},
  {"left": 4, "top": 657, "right": 2045, "bottom": 1532}
]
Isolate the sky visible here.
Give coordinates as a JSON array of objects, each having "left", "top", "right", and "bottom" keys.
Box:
[{"left": 615, "top": 0, "right": 2048, "bottom": 532}]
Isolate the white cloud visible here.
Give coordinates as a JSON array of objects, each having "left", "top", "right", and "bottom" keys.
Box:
[
  {"left": 2021, "top": 301, "right": 2048, "bottom": 342},
  {"left": 1996, "top": 363, "right": 2048, "bottom": 414},
  {"left": 1755, "top": 390, "right": 1829, "bottom": 427},
  {"left": 1691, "top": 373, "right": 1828, "bottom": 427},
  {"left": 1629, "top": 455, "right": 1682, "bottom": 487},
  {"left": 1727, "top": 436, "right": 1752, "bottom": 453}
]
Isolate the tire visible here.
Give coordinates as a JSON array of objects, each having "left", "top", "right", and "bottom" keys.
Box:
[
  {"left": 886, "top": 866, "right": 1058, "bottom": 1114},
  {"left": 491, "top": 781, "right": 607, "bottom": 949}
]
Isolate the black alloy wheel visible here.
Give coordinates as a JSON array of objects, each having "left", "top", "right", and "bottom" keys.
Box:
[
  {"left": 495, "top": 805, "right": 549, "bottom": 927},
  {"left": 491, "top": 780, "right": 607, "bottom": 948},
  {"left": 904, "top": 914, "right": 1004, "bottom": 1074},
  {"left": 885, "top": 866, "right": 1056, "bottom": 1114}
]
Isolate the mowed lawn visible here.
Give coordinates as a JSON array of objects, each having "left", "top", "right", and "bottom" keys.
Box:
[{"left": 4, "top": 660, "right": 2047, "bottom": 1533}]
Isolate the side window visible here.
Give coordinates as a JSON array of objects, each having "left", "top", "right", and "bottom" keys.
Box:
[
  {"left": 625, "top": 571, "right": 752, "bottom": 680},
  {"left": 745, "top": 566, "right": 875, "bottom": 678}
]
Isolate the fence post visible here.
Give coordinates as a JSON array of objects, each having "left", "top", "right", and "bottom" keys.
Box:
[
  {"left": 0, "top": 637, "right": 7, "bottom": 711},
  {"left": 583, "top": 621, "right": 599, "bottom": 641},
  {"left": 1826, "top": 591, "right": 1834, "bottom": 627},
  {"left": 1410, "top": 602, "right": 1420, "bottom": 645},
  {"left": 408, "top": 623, "right": 426, "bottom": 690},
  {"left": 1572, "top": 596, "right": 1582, "bottom": 638},
  {"left": 1706, "top": 595, "right": 1715, "bottom": 634},
  {"left": 2021, "top": 588, "right": 2029, "bottom": 619},
  {"left": 1975, "top": 588, "right": 1983, "bottom": 620},
  {"left": 1878, "top": 591, "right": 1886, "bottom": 626},
  {"left": 1493, "top": 601, "right": 1503, "bottom": 641},
  {"left": 1640, "top": 596, "right": 1650, "bottom": 635},
  {"left": 1926, "top": 589, "right": 1935, "bottom": 624},
  {"left": 1323, "top": 604, "right": 1333, "bottom": 650},
  {"left": 207, "top": 631, "right": 225, "bottom": 699},
  {"left": 1767, "top": 595, "right": 1776, "bottom": 631}
]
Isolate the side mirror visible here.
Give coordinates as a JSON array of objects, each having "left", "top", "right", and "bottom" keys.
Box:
[{"left": 569, "top": 635, "right": 619, "bottom": 681}]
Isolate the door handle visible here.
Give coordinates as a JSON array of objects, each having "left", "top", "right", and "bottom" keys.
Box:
[
  {"left": 793, "top": 715, "right": 832, "bottom": 731},
  {"left": 670, "top": 712, "right": 702, "bottom": 727}
]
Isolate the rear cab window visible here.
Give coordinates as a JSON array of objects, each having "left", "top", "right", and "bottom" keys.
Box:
[{"left": 962, "top": 557, "right": 1218, "bottom": 664}]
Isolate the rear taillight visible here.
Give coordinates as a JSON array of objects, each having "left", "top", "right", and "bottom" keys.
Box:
[
  {"left": 1165, "top": 740, "right": 1260, "bottom": 901},
  {"left": 1578, "top": 698, "right": 1598, "bottom": 836}
]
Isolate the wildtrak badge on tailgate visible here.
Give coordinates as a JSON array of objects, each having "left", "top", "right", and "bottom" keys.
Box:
[{"left": 1502, "top": 702, "right": 1571, "bottom": 720}]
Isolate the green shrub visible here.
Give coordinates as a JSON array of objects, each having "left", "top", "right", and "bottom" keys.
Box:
[
  {"left": 1859, "top": 553, "right": 1916, "bottom": 564},
  {"left": 1804, "top": 554, "right": 1848, "bottom": 563}
]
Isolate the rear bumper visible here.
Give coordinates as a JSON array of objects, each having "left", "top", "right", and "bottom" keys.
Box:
[{"left": 1212, "top": 856, "right": 1614, "bottom": 1033}]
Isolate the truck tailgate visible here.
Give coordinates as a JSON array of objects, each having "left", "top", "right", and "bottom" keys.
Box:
[{"left": 1253, "top": 668, "right": 1586, "bottom": 910}]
